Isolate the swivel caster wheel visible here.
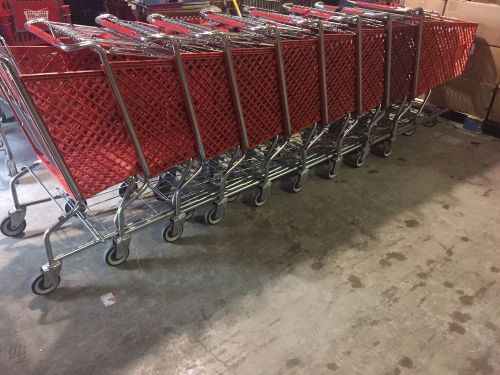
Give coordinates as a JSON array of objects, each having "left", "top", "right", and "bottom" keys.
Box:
[
  {"left": 281, "top": 174, "right": 305, "bottom": 193},
  {"left": 118, "top": 181, "right": 138, "bottom": 198},
  {"left": 245, "top": 188, "right": 268, "bottom": 208},
  {"left": 343, "top": 150, "right": 366, "bottom": 168},
  {"left": 203, "top": 205, "right": 225, "bottom": 225},
  {"left": 31, "top": 273, "right": 60, "bottom": 295},
  {"left": 423, "top": 117, "right": 438, "bottom": 128},
  {"left": 403, "top": 124, "right": 417, "bottom": 136},
  {"left": 0, "top": 215, "right": 26, "bottom": 237},
  {"left": 371, "top": 140, "right": 393, "bottom": 158},
  {"left": 162, "top": 221, "right": 183, "bottom": 242},
  {"left": 316, "top": 162, "right": 337, "bottom": 180},
  {"left": 104, "top": 240, "right": 129, "bottom": 266}
]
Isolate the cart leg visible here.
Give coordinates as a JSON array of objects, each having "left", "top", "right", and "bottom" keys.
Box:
[
  {"left": 344, "top": 107, "right": 384, "bottom": 168},
  {"left": 31, "top": 203, "right": 83, "bottom": 295},
  {"left": 246, "top": 136, "right": 287, "bottom": 207},
  {"left": 203, "top": 148, "right": 245, "bottom": 225},
  {"left": 318, "top": 115, "right": 354, "bottom": 179},
  {"left": 108, "top": 176, "right": 145, "bottom": 266},
  {"left": 162, "top": 159, "right": 202, "bottom": 242}
]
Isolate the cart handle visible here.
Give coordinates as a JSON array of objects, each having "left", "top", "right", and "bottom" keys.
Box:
[
  {"left": 200, "top": 9, "right": 248, "bottom": 29},
  {"left": 25, "top": 20, "right": 63, "bottom": 46},
  {"left": 246, "top": 8, "right": 292, "bottom": 23},
  {"left": 283, "top": 4, "right": 358, "bottom": 23},
  {"left": 147, "top": 15, "right": 196, "bottom": 35},
  {"left": 96, "top": 16, "right": 138, "bottom": 37},
  {"left": 342, "top": 0, "right": 423, "bottom": 15}
]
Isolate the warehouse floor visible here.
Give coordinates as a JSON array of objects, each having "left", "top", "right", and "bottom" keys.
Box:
[{"left": 0, "top": 119, "right": 499, "bottom": 375}]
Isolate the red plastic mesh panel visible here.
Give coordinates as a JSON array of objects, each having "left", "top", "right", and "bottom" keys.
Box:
[
  {"left": 110, "top": 59, "right": 198, "bottom": 177},
  {"left": 231, "top": 47, "right": 283, "bottom": 148},
  {"left": 361, "top": 28, "right": 385, "bottom": 113},
  {"left": 182, "top": 52, "right": 241, "bottom": 159},
  {"left": 282, "top": 39, "right": 321, "bottom": 133},
  {"left": 417, "top": 20, "right": 477, "bottom": 96},
  {"left": 324, "top": 32, "right": 357, "bottom": 122},
  {"left": 22, "top": 71, "right": 140, "bottom": 199},
  {"left": 390, "top": 22, "right": 417, "bottom": 103},
  {"left": 10, "top": 46, "right": 101, "bottom": 73},
  {"left": 0, "top": 0, "right": 69, "bottom": 45}
]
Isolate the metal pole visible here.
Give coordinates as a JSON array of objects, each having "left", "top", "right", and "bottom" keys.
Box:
[
  {"left": 221, "top": 34, "right": 250, "bottom": 151},
  {"left": 95, "top": 47, "right": 152, "bottom": 178},
  {"left": 170, "top": 41, "right": 206, "bottom": 162},
  {"left": 317, "top": 21, "right": 329, "bottom": 126},
  {"left": 384, "top": 14, "right": 393, "bottom": 109},
  {"left": 412, "top": 9, "right": 424, "bottom": 99},
  {"left": 274, "top": 27, "right": 292, "bottom": 138},
  {"left": 356, "top": 16, "right": 363, "bottom": 116}
]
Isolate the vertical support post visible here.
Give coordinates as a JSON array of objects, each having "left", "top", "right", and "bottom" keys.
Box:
[
  {"left": 384, "top": 14, "right": 393, "bottom": 109},
  {"left": 355, "top": 17, "right": 363, "bottom": 116},
  {"left": 412, "top": 9, "right": 424, "bottom": 99},
  {"left": 274, "top": 27, "right": 292, "bottom": 138},
  {"left": 318, "top": 21, "right": 329, "bottom": 126}
]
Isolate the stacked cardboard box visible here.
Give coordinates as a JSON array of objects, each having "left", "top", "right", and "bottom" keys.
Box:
[{"left": 404, "top": 0, "right": 500, "bottom": 125}]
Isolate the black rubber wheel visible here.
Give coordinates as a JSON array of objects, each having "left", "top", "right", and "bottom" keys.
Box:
[
  {"left": 31, "top": 274, "right": 60, "bottom": 295},
  {"left": 162, "top": 221, "right": 183, "bottom": 242},
  {"left": 316, "top": 162, "right": 337, "bottom": 180},
  {"left": 204, "top": 205, "right": 225, "bottom": 225},
  {"left": 248, "top": 189, "right": 267, "bottom": 207},
  {"left": 403, "top": 124, "right": 417, "bottom": 136},
  {"left": 104, "top": 241, "right": 129, "bottom": 267},
  {"left": 423, "top": 117, "right": 438, "bottom": 128},
  {"left": 343, "top": 150, "right": 365, "bottom": 168},
  {"left": 119, "top": 181, "right": 138, "bottom": 198},
  {"left": 0, "top": 216, "right": 26, "bottom": 237},
  {"left": 281, "top": 174, "right": 305, "bottom": 193},
  {"left": 371, "top": 140, "right": 393, "bottom": 158}
]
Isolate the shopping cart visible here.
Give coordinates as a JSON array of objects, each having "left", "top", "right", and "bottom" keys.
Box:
[{"left": 0, "top": 5, "right": 477, "bottom": 294}]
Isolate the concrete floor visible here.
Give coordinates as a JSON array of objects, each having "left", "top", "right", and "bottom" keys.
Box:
[{"left": 0, "top": 119, "right": 499, "bottom": 375}]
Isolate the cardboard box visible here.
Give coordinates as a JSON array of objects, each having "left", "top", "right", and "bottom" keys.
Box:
[
  {"left": 430, "top": 77, "right": 495, "bottom": 118},
  {"left": 461, "top": 44, "right": 500, "bottom": 85},
  {"left": 487, "top": 86, "right": 500, "bottom": 122},
  {"left": 444, "top": 1, "right": 500, "bottom": 48},
  {"left": 404, "top": 0, "right": 446, "bottom": 14}
]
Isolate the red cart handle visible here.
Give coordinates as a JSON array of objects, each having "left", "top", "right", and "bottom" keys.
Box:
[
  {"left": 202, "top": 12, "right": 247, "bottom": 29},
  {"left": 97, "top": 19, "right": 138, "bottom": 37},
  {"left": 148, "top": 18, "right": 193, "bottom": 35},
  {"left": 247, "top": 9, "right": 292, "bottom": 23},
  {"left": 349, "top": 1, "right": 401, "bottom": 11},
  {"left": 25, "top": 21, "right": 63, "bottom": 46}
]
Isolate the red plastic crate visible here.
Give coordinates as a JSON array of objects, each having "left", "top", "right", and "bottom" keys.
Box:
[
  {"left": 417, "top": 19, "right": 477, "bottom": 96},
  {"left": 361, "top": 27, "right": 386, "bottom": 113},
  {"left": 231, "top": 47, "right": 284, "bottom": 149},
  {"left": 390, "top": 21, "right": 418, "bottom": 103},
  {"left": 0, "top": 0, "right": 70, "bottom": 45},
  {"left": 324, "top": 32, "right": 357, "bottom": 121},
  {"left": 282, "top": 38, "right": 321, "bottom": 133}
]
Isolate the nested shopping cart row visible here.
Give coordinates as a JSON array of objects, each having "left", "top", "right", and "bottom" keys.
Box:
[{"left": 0, "top": 2, "right": 477, "bottom": 294}]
